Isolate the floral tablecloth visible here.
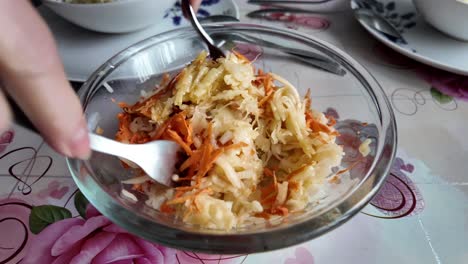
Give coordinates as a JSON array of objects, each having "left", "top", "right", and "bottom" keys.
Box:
[{"left": 1, "top": 0, "right": 467, "bottom": 263}]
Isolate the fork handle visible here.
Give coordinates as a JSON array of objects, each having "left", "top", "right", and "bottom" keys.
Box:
[{"left": 89, "top": 133, "right": 134, "bottom": 161}]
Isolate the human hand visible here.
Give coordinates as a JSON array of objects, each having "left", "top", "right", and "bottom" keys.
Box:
[
  {"left": 0, "top": 0, "right": 202, "bottom": 160},
  {"left": 0, "top": 0, "right": 90, "bottom": 159}
]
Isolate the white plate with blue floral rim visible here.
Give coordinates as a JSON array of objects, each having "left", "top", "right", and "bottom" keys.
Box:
[
  {"left": 38, "top": 0, "right": 239, "bottom": 82},
  {"left": 351, "top": 0, "right": 468, "bottom": 76}
]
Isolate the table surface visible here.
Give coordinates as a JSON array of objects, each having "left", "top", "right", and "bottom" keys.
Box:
[{"left": 1, "top": 0, "right": 467, "bottom": 263}]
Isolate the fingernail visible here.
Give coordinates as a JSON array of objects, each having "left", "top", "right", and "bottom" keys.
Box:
[{"left": 68, "top": 119, "right": 91, "bottom": 160}]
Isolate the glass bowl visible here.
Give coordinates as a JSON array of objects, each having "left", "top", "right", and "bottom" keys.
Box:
[{"left": 67, "top": 23, "right": 397, "bottom": 254}]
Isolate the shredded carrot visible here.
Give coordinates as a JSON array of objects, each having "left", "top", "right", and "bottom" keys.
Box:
[
  {"left": 263, "top": 168, "right": 278, "bottom": 192},
  {"left": 186, "top": 166, "right": 196, "bottom": 179},
  {"left": 259, "top": 175, "right": 278, "bottom": 210},
  {"left": 251, "top": 185, "right": 257, "bottom": 192},
  {"left": 309, "top": 118, "right": 333, "bottom": 134},
  {"left": 334, "top": 158, "right": 363, "bottom": 177},
  {"left": 175, "top": 185, "right": 199, "bottom": 192},
  {"left": 258, "top": 91, "right": 274, "bottom": 107},
  {"left": 118, "top": 102, "right": 129, "bottom": 108},
  {"left": 260, "top": 184, "right": 276, "bottom": 199},
  {"left": 152, "top": 119, "right": 171, "bottom": 140},
  {"left": 328, "top": 175, "right": 341, "bottom": 184},
  {"left": 225, "top": 142, "right": 248, "bottom": 150},
  {"left": 195, "top": 142, "right": 213, "bottom": 184},
  {"left": 287, "top": 162, "right": 315, "bottom": 180},
  {"left": 115, "top": 113, "right": 133, "bottom": 142},
  {"left": 232, "top": 50, "right": 251, "bottom": 63},
  {"left": 132, "top": 183, "right": 143, "bottom": 192},
  {"left": 166, "top": 194, "right": 195, "bottom": 205},
  {"left": 174, "top": 176, "right": 194, "bottom": 182},
  {"left": 305, "top": 111, "right": 340, "bottom": 137},
  {"left": 263, "top": 74, "right": 273, "bottom": 96},
  {"left": 169, "top": 112, "right": 190, "bottom": 140},
  {"left": 272, "top": 206, "right": 289, "bottom": 216},
  {"left": 264, "top": 168, "right": 274, "bottom": 177},
  {"left": 129, "top": 131, "right": 151, "bottom": 144},
  {"left": 180, "top": 149, "right": 202, "bottom": 171},
  {"left": 193, "top": 195, "right": 204, "bottom": 212},
  {"left": 186, "top": 121, "right": 193, "bottom": 147},
  {"left": 304, "top": 88, "right": 312, "bottom": 111},
  {"left": 174, "top": 190, "right": 185, "bottom": 198},
  {"left": 260, "top": 195, "right": 276, "bottom": 207},
  {"left": 288, "top": 181, "right": 299, "bottom": 191},
  {"left": 204, "top": 123, "right": 213, "bottom": 144},
  {"left": 160, "top": 201, "right": 175, "bottom": 213},
  {"left": 166, "top": 188, "right": 212, "bottom": 205},
  {"left": 165, "top": 129, "right": 192, "bottom": 155},
  {"left": 254, "top": 212, "right": 271, "bottom": 219}
]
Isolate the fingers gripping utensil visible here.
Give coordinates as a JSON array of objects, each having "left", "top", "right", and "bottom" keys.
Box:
[{"left": 8, "top": 95, "right": 181, "bottom": 186}]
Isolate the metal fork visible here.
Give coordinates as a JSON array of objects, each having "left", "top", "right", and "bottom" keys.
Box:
[
  {"left": 181, "top": 0, "right": 225, "bottom": 59},
  {"left": 213, "top": 32, "right": 346, "bottom": 76}
]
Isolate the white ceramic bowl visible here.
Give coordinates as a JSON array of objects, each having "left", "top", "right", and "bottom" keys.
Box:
[
  {"left": 43, "top": 0, "right": 176, "bottom": 33},
  {"left": 413, "top": 0, "right": 468, "bottom": 41}
]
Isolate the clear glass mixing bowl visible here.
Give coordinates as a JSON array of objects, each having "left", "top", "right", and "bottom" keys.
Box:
[{"left": 67, "top": 23, "right": 397, "bottom": 254}]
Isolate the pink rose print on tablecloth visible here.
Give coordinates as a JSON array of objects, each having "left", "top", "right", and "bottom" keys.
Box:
[
  {"left": 330, "top": 107, "right": 424, "bottom": 219},
  {"left": 371, "top": 43, "right": 468, "bottom": 101},
  {"left": 37, "top": 180, "right": 70, "bottom": 200},
  {"left": 417, "top": 66, "right": 468, "bottom": 102},
  {"left": 22, "top": 203, "right": 177, "bottom": 264},
  {"left": 0, "top": 198, "right": 33, "bottom": 264},
  {"left": 369, "top": 157, "right": 425, "bottom": 218},
  {"left": 0, "top": 130, "right": 14, "bottom": 154},
  {"left": 284, "top": 247, "right": 314, "bottom": 264},
  {"left": 259, "top": 12, "right": 330, "bottom": 31}
]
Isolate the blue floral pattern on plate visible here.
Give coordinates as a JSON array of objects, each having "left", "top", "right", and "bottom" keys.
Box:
[
  {"left": 352, "top": 0, "right": 417, "bottom": 47},
  {"left": 361, "top": 1, "right": 416, "bottom": 32},
  {"left": 164, "top": 0, "right": 221, "bottom": 26}
]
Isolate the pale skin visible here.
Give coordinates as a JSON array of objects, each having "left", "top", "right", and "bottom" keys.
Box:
[{"left": 0, "top": 0, "right": 202, "bottom": 159}]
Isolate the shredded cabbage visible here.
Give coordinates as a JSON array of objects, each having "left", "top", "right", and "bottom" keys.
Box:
[{"left": 117, "top": 51, "right": 344, "bottom": 230}]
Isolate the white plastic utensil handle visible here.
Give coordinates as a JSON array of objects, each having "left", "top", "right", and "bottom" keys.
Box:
[{"left": 89, "top": 133, "right": 134, "bottom": 161}]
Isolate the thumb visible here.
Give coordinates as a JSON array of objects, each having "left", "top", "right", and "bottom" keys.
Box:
[{"left": 0, "top": 1, "right": 90, "bottom": 159}]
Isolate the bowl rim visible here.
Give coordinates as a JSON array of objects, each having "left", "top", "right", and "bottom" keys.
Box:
[{"left": 67, "top": 22, "right": 397, "bottom": 254}]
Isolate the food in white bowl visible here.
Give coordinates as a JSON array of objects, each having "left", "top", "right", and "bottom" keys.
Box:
[
  {"left": 42, "top": 0, "right": 175, "bottom": 33},
  {"left": 114, "top": 51, "right": 346, "bottom": 230},
  {"left": 413, "top": 0, "right": 468, "bottom": 41}
]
